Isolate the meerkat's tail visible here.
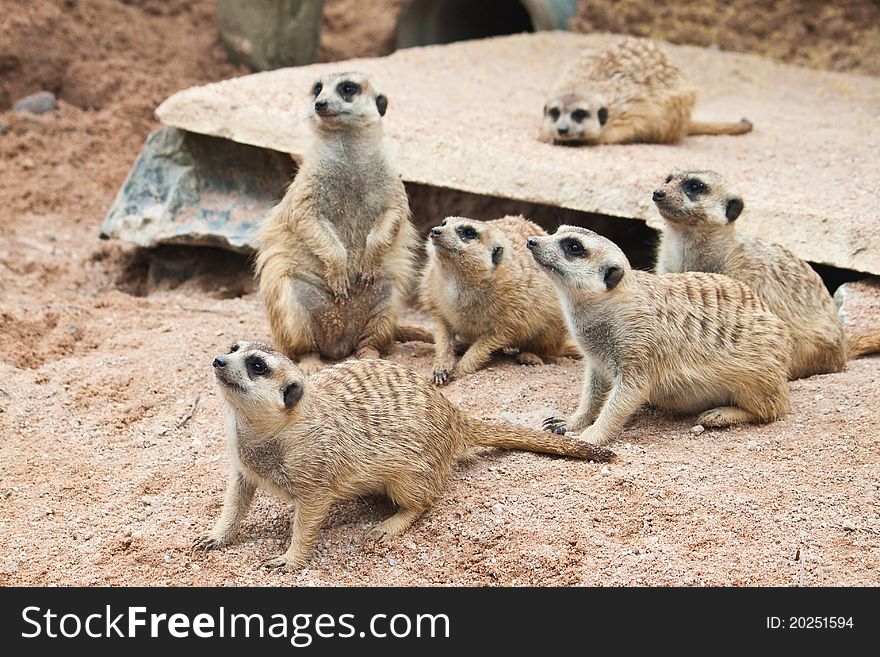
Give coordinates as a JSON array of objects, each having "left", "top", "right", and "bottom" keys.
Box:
[
  {"left": 467, "top": 419, "right": 614, "bottom": 461},
  {"left": 845, "top": 328, "right": 880, "bottom": 360},
  {"left": 687, "top": 118, "right": 753, "bottom": 136},
  {"left": 394, "top": 324, "right": 434, "bottom": 344}
]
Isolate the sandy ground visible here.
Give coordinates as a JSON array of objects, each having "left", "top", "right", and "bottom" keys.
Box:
[{"left": 1, "top": 1, "right": 879, "bottom": 587}]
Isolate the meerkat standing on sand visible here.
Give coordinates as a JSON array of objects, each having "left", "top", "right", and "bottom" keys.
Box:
[
  {"left": 540, "top": 37, "right": 752, "bottom": 145},
  {"left": 653, "top": 169, "right": 880, "bottom": 379},
  {"left": 255, "top": 72, "right": 428, "bottom": 373},
  {"left": 527, "top": 227, "right": 791, "bottom": 447},
  {"left": 194, "top": 341, "right": 612, "bottom": 572},
  {"left": 419, "top": 215, "right": 580, "bottom": 385}
]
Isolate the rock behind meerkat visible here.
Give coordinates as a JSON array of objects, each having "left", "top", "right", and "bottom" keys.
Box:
[
  {"left": 194, "top": 340, "right": 612, "bottom": 572},
  {"left": 527, "top": 226, "right": 791, "bottom": 447},
  {"left": 540, "top": 37, "right": 752, "bottom": 145},
  {"left": 419, "top": 215, "right": 580, "bottom": 385},
  {"left": 255, "top": 72, "right": 429, "bottom": 373},
  {"left": 653, "top": 169, "right": 880, "bottom": 379}
]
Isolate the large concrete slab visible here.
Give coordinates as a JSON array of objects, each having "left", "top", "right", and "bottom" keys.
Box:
[{"left": 155, "top": 32, "right": 880, "bottom": 274}]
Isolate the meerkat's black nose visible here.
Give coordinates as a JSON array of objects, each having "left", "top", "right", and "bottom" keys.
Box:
[
  {"left": 526, "top": 237, "right": 538, "bottom": 249},
  {"left": 653, "top": 189, "right": 666, "bottom": 201},
  {"left": 430, "top": 226, "right": 443, "bottom": 237},
  {"left": 314, "top": 99, "right": 328, "bottom": 112},
  {"left": 213, "top": 357, "right": 226, "bottom": 369},
  {"left": 557, "top": 126, "right": 569, "bottom": 135}
]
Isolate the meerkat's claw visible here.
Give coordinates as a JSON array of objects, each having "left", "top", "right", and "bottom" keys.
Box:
[
  {"left": 542, "top": 416, "right": 567, "bottom": 434},
  {"left": 432, "top": 369, "right": 450, "bottom": 386},
  {"left": 192, "top": 533, "right": 224, "bottom": 552},
  {"left": 260, "top": 555, "right": 298, "bottom": 571}
]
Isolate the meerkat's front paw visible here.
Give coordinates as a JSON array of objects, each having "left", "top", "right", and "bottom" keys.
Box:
[
  {"left": 260, "top": 554, "right": 306, "bottom": 572},
  {"left": 516, "top": 351, "right": 544, "bottom": 366},
  {"left": 432, "top": 368, "right": 451, "bottom": 386},
  {"left": 354, "top": 263, "right": 379, "bottom": 289},
  {"left": 542, "top": 416, "right": 567, "bottom": 434},
  {"left": 192, "top": 532, "right": 226, "bottom": 552},
  {"left": 324, "top": 269, "right": 351, "bottom": 300}
]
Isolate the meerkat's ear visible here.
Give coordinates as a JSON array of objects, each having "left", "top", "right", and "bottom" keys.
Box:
[
  {"left": 491, "top": 244, "right": 504, "bottom": 266},
  {"left": 598, "top": 107, "right": 609, "bottom": 126},
  {"left": 603, "top": 264, "right": 624, "bottom": 289},
  {"left": 375, "top": 94, "right": 388, "bottom": 116},
  {"left": 725, "top": 196, "right": 744, "bottom": 222},
  {"left": 283, "top": 381, "right": 303, "bottom": 409}
]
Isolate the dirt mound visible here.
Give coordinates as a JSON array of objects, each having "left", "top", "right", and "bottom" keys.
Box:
[{"left": 570, "top": 0, "right": 880, "bottom": 76}]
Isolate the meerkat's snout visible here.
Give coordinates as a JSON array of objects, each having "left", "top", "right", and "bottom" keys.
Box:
[{"left": 652, "top": 189, "right": 666, "bottom": 202}]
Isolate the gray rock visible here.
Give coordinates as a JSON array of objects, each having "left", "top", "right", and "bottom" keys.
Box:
[
  {"left": 100, "top": 127, "right": 292, "bottom": 251},
  {"left": 14, "top": 91, "right": 57, "bottom": 115}
]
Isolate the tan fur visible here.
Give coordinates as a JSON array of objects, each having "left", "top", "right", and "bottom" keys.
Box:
[
  {"left": 653, "top": 169, "right": 879, "bottom": 379},
  {"left": 255, "top": 72, "right": 424, "bottom": 373},
  {"left": 528, "top": 227, "right": 791, "bottom": 447},
  {"left": 419, "top": 215, "right": 580, "bottom": 385},
  {"left": 539, "top": 37, "right": 752, "bottom": 145},
  {"left": 194, "top": 340, "right": 613, "bottom": 572}
]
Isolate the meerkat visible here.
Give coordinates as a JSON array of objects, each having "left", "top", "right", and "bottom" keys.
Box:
[
  {"left": 255, "top": 72, "right": 430, "bottom": 374},
  {"left": 527, "top": 227, "right": 791, "bottom": 447},
  {"left": 419, "top": 215, "right": 581, "bottom": 385},
  {"left": 653, "top": 169, "right": 880, "bottom": 379},
  {"left": 539, "top": 37, "right": 752, "bottom": 145},
  {"left": 193, "top": 340, "right": 613, "bottom": 572}
]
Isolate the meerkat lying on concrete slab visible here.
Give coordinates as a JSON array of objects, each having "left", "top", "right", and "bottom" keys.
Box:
[
  {"left": 419, "top": 215, "right": 580, "bottom": 385},
  {"left": 653, "top": 169, "right": 880, "bottom": 379},
  {"left": 540, "top": 37, "right": 752, "bottom": 145},
  {"left": 194, "top": 340, "right": 613, "bottom": 572},
  {"left": 528, "top": 227, "right": 790, "bottom": 447},
  {"left": 255, "top": 72, "right": 429, "bottom": 374}
]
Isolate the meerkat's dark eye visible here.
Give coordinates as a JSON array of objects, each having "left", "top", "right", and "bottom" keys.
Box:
[
  {"left": 456, "top": 226, "right": 478, "bottom": 241},
  {"left": 246, "top": 355, "right": 269, "bottom": 377},
  {"left": 571, "top": 109, "right": 589, "bottom": 122},
  {"left": 548, "top": 107, "right": 561, "bottom": 121},
  {"left": 338, "top": 81, "right": 360, "bottom": 98},
  {"left": 665, "top": 174, "right": 673, "bottom": 184},
  {"left": 312, "top": 82, "right": 322, "bottom": 97},
  {"left": 684, "top": 179, "right": 708, "bottom": 195},
  {"left": 228, "top": 343, "right": 240, "bottom": 354},
  {"left": 561, "top": 238, "right": 586, "bottom": 258}
]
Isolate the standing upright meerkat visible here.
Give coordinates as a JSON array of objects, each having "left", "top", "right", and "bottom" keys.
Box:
[
  {"left": 194, "top": 340, "right": 612, "bottom": 572},
  {"left": 419, "top": 215, "right": 580, "bottom": 385},
  {"left": 527, "top": 227, "right": 791, "bottom": 447},
  {"left": 540, "top": 37, "right": 752, "bottom": 145},
  {"left": 653, "top": 169, "right": 880, "bottom": 379},
  {"left": 255, "top": 72, "right": 429, "bottom": 373}
]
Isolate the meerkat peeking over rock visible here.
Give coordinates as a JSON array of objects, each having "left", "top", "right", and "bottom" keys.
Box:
[
  {"left": 255, "top": 72, "right": 430, "bottom": 374},
  {"left": 194, "top": 341, "right": 612, "bottom": 572},
  {"left": 528, "top": 227, "right": 791, "bottom": 447},
  {"left": 419, "top": 215, "right": 581, "bottom": 385},
  {"left": 653, "top": 169, "right": 880, "bottom": 379},
  {"left": 540, "top": 37, "right": 752, "bottom": 146}
]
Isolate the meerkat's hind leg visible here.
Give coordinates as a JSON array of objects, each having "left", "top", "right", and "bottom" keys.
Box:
[
  {"left": 696, "top": 406, "right": 761, "bottom": 428},
  {"left": 516, "top": 351, "right": 545, "bottom": 366},
  {"left": 367, "top": 508, "right": 425, "bottom": 543}
]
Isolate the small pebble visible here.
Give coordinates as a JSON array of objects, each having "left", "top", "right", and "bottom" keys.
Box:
[
  {"left": 690, "top": 424, "right": 705, "bottom": 436},
  {"left": 14, "top": 91, "right": 57, "bottom": 115},
  {"left": 163, "top": 554, "right": 173, "bottom": 564},
  {"left": 386, "top": 557, "right": 397, "bottom": 566},
  {"left": 600, "top": 465, "right": 610, "bottom": 476}
]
